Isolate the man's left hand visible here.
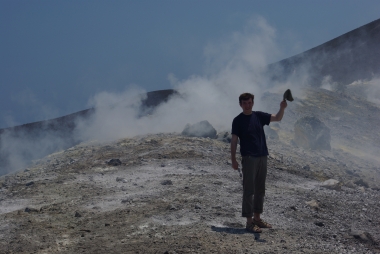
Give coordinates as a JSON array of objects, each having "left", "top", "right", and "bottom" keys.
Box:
[{"left": 280, "top": 100, "right": 287, "bottom": 109}]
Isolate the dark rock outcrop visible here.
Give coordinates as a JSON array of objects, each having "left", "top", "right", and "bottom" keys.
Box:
[
  {"left": 294, "top": 116, "right": 331, "bottom": 150},
  {"left": 139, "top": 89, "right": 178, "bottom": 116},
  {"left": 107, "top": 159, "right": 122, "bottom": 166}
]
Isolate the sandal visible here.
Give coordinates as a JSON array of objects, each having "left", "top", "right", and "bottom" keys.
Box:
[
  {"left": 254, "top": 219, "right": 272, "bottom": 228},
  {"left": 246, "top": 222, "right": 262, "bottom": 233}
]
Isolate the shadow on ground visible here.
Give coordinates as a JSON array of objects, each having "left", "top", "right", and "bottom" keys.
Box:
[{"left": 211, "top": 226, "right": 266, "bottom": 242}]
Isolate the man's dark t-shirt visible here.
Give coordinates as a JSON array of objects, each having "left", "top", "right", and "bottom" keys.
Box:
[{"left": 231, "top": 111, "right": 271, "bottom": 157}]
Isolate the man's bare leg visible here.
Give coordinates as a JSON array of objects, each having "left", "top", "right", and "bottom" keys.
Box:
[{"left": 247, "top": 213, "right": 260, "bottom": 224}]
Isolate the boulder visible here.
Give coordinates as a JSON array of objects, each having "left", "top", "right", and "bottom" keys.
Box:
[
  {"left": 107, "top": 159, "right": 122, "bottom": 166},
  {"left": 320, "top": 179, "right": 341, "bottom": 190},
  {"left": 181, "top": 120, "right": 217, "bottom": 139},
  {"left": 294, "top": 116, "right": 331, "bottom": 150},
  {"left": 25, "top": 207, "right": 39, "bottom": 213},
  {"left": 305, "top": 200, "right": 319, "bottom": 210},
  {"left": 350, "top": 229, "right": 377, "bottom": 244},
  {"left": 161, "top": 180, "right": 173, "bottom": 185},
  {"left": 116, "top": 177, "right": 127, "bottom": 183}
]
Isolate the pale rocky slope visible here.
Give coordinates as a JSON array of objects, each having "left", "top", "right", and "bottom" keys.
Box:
[{"left": 0, "top": 129, "right": 379, "bottom": 253}]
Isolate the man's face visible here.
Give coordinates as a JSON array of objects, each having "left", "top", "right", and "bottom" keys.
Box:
[{"left": 240, "top": 98, "right": 253, "bottom": 114}]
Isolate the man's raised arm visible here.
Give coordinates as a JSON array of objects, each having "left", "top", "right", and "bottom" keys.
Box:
[{"left": 270, "top": 100, "right": 287, "bottom": 122}]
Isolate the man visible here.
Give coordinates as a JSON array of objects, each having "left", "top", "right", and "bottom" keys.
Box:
[{"left": 231, "top": 92, "right": 287, "bottom": 233}]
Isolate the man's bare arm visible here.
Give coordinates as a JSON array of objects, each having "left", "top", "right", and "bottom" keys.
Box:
[
  {"left": 230, "top": 134, "right": 239, "bottom": 170},
  {"left": 270, "top": 100, "right": 287, "bottom": 122}
]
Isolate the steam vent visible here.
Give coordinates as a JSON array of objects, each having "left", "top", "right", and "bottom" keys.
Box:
[{"left": 294, "top": 116, "right": 331, "bottom": 150}]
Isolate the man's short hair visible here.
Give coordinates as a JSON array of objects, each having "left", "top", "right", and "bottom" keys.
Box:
[{"left": 239, "top": 93, "right": 254, "bottom": 104}]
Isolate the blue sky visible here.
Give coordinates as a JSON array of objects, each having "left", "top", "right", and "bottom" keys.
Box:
[{"left": 1, "top": 0, "right": 379, "bottom": 128}]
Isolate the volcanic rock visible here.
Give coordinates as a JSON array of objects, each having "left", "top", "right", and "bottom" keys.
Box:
[
  {"left": 315, "top": 221, "right": 325, "bottom": 227},
  {"left": 161, "top": 180, "right": 173, "bottom": 185},
  {"left": 116, "top": 177, "right": 127, "bottom": 183},
  {"left": 25, "top": 181, "right": 34, "bottom": 186},
  {"left": 24, "top": 207, "right": 39, "bottom": 213},
  {"left": 320, "top": 179, "right": 341, "bottom": 190},
  {"left": 350, "top": 230, "right": 377, "bottom": 245},
  {"left": 106, "top": 159, "right": 122, "bottom": 166},
  {"left": 305, "top": 200, "right": 319, "bottom": 210},
  {"left": 181, "top": 120, "right": 217, "bottom": 138}
]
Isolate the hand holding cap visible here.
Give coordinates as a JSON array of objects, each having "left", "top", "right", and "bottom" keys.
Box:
[{"left": 283, "top": 89, "right": 294, "bottom": 102}]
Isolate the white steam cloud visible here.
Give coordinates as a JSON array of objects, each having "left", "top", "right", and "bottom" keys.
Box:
[
  {"left": 365, "top": 78, "right": 380, "bottom": 105},
  {"left": 346, "top": 78, "right": 380, "bottom": 105},
  {"left": 0, "top": 128, "right": 73, "bottom": 175},
  {"left": 2, "top": 17, "right": 288, "bottom": 175},
  {"left": 75, "top": 86, "right": 148, "bottom": 141},
  {"left": 321, "top": 76, "right": 336, "bottom": 91},
  {"left": 76, "top": 17, "right": 285, "bottom": 142}
]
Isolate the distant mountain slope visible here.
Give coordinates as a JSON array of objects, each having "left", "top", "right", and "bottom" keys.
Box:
[
  {"left": 0, "top": 89, "right": 176, "bottom": 137},
  {"left": 0, "top": 90, "right": 176, "bottom": 175},
  {"left": 267, "top": 18, "right": 380, "bottom": 86}
]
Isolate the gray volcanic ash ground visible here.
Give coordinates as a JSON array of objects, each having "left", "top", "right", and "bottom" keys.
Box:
[{"left": 0, "top": 87, "right": 379, "bottom": 254}]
